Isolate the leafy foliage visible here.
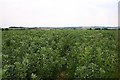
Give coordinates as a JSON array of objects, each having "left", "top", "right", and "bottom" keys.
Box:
[{"left": 2, "top": 30, "right": 118, "bottom": 79}]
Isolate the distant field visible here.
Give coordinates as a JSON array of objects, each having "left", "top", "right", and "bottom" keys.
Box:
[{"left": 2, "top": 30, "right": 119, "bottom": 79}]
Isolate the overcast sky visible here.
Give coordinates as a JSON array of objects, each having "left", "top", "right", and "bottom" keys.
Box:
[{"left": 0, "top": 0, "right": 119, "bottom": 28}]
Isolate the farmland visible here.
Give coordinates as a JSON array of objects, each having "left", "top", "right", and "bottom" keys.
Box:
[{"left": 2, "top": 30, "right": 119, "bottom": 79}]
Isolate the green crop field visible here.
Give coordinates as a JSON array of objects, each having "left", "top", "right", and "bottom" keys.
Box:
[{"left": 2, "top": 30, "right": 119, "bottom": 79}]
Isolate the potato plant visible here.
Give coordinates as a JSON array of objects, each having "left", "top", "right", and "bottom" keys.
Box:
[{"left": 2, "top": 30, "right": 118, "bottom": 79}]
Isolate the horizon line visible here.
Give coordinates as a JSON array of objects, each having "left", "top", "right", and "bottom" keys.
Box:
[{"left": 1, "top": 26, "right": 118, "bottom": 28}]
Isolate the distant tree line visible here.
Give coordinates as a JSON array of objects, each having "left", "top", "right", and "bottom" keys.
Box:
[{"left": 1, "top": 27, "right": 119, "bottom": 31}]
